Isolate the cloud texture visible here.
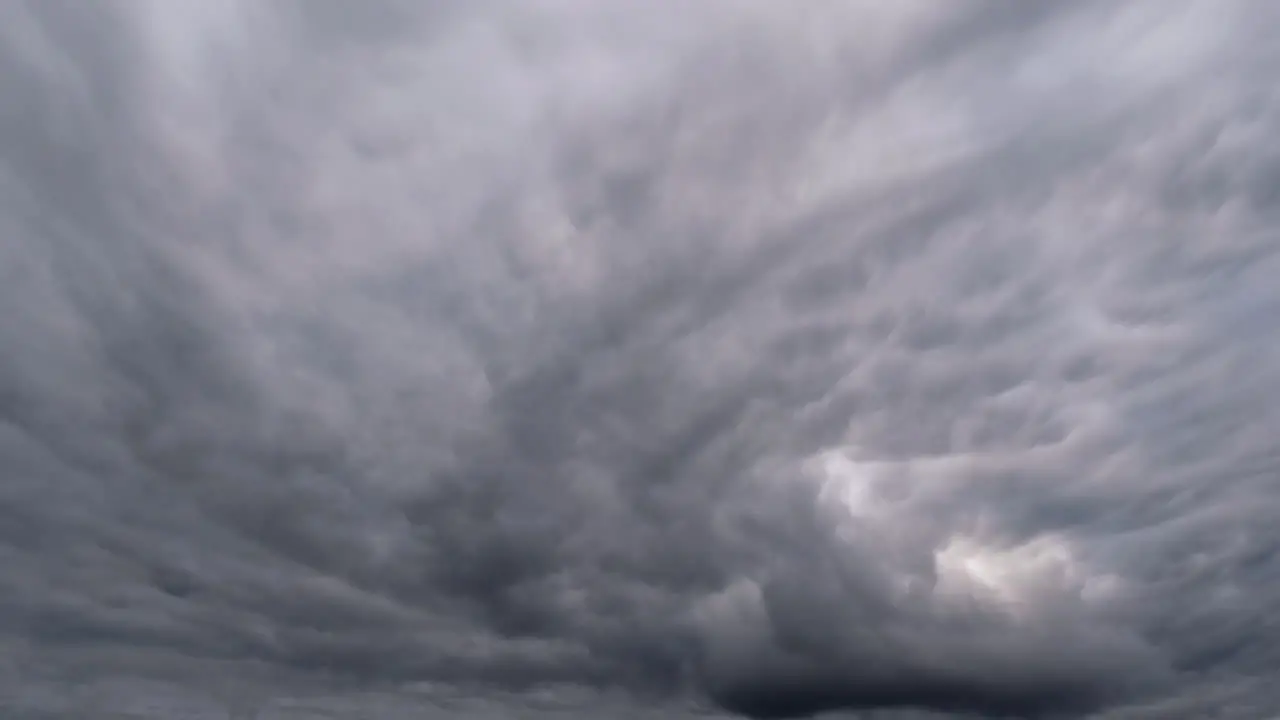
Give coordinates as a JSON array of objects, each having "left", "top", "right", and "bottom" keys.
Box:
[{"left": 3, "top": 1, "right": 1280, "bottom": 718}]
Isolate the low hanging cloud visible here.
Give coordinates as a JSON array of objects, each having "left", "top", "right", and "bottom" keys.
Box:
[{"left": 3, "top": 1, "right": 1280, "bottom": 718}]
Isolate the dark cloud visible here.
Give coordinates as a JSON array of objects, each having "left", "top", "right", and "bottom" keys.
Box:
[{"left": 3, "top": 1, "right": 1280, "bottom": 718}]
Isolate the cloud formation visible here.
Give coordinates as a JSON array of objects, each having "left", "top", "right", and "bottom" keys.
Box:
[{"left": 3, "top": 1, "right": 1280, "bottom": 718}]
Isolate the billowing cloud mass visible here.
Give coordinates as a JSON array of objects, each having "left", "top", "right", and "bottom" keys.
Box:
[{"left": 3, "top": 1, "right": 1280, "bottom": 718}]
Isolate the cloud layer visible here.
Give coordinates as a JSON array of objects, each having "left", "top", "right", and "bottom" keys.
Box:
[{"left": 3, "top": 1, "right": 1280, "bottom": 718}]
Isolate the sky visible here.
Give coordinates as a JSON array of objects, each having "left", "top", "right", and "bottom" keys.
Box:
[{"left": 2, "top": 1, "right": 1280, "bottom": 718}]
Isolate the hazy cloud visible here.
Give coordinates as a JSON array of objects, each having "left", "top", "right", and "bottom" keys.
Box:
[{"left": 3, "top": 1, "right": 1280, "bottom": 718}]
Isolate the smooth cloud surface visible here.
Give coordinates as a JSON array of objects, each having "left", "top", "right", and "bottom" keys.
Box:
[{"left": 3, "top": 1, "right": 1280, "bottom": 718}]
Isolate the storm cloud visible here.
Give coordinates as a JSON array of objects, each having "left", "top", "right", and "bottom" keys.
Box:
[{"left": 3, "top": 1, "right": 1280, "bottom": 718}]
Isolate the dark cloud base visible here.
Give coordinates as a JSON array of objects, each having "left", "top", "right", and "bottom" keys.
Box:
[{"left": 3, "top": 1, "right": 1280, "bottom": 718}]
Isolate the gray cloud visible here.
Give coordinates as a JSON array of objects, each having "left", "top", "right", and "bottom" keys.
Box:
[{"left": 3, "top": 1, "right": 1280, "bottom": 718}]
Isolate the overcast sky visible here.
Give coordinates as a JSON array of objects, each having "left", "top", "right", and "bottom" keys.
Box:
[{"left": 3, "top": 1, "right": 1280, "bottom": 718}]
